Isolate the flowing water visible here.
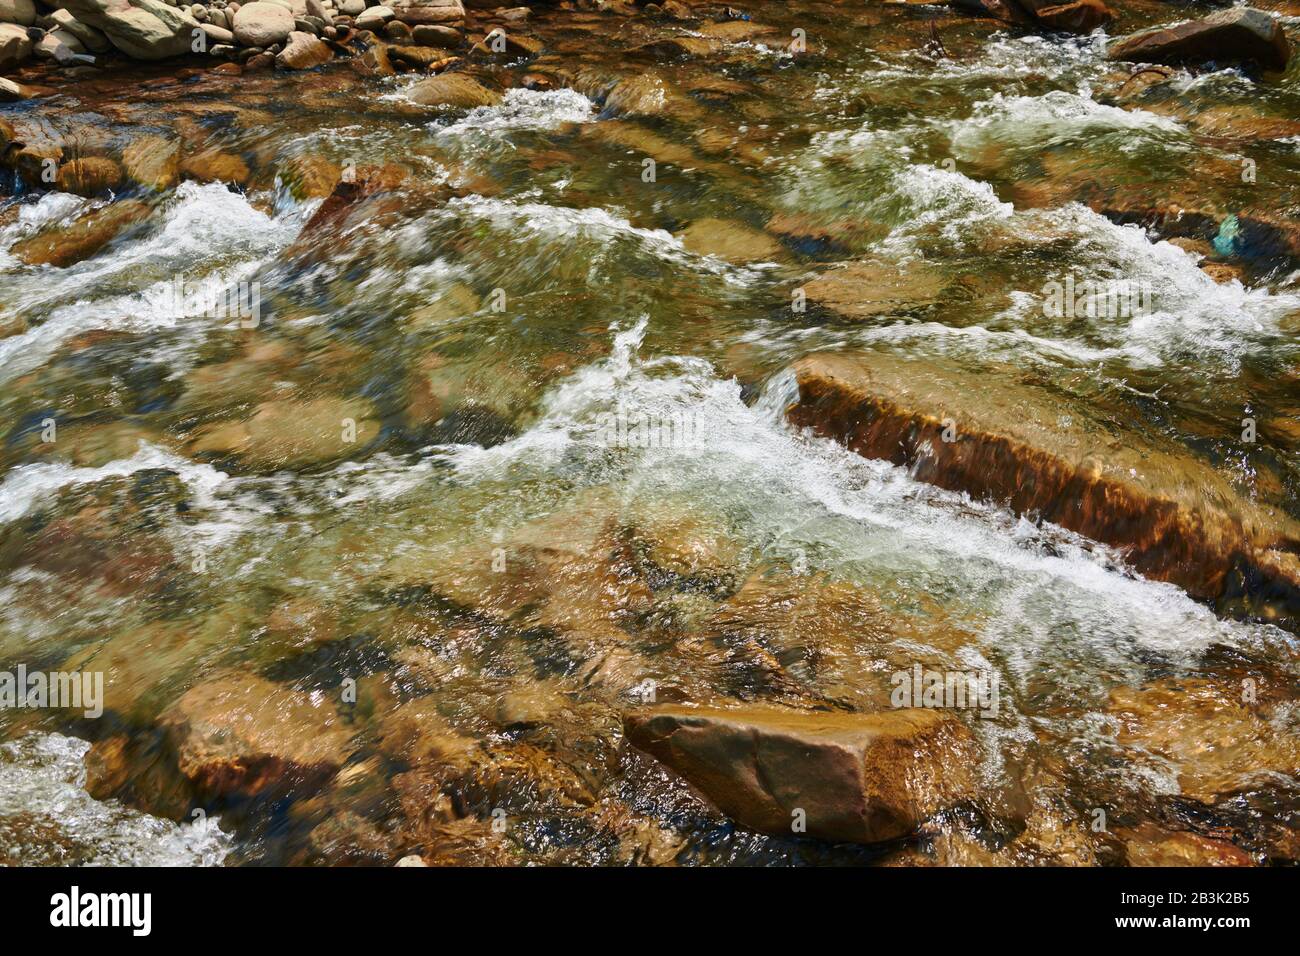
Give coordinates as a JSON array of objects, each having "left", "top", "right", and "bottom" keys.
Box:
[{"left": 1, "top": 2, "right": 1299, "bottom": 865}]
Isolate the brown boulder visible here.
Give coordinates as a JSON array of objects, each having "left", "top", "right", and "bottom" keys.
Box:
[
  {"left": 188, "top": 395, "right": 382, "bottom": 471},
  {"left": 1121, "top": 824, "right": 1254, "bottom": 866},
  {"left": 801, "top": 259, "right": 949, "bottom": 320},
  {"left": 160, "top": 671, "right": 355, "bottom": 802},
  {"left": 1030, "top": 0, "right": 1110, "bottom": 32},
  {"left": 623, "top": 705, "right": 978, "bottom": 844},
  {"left": 785, "top": 353, "right": 1300, "bottom": 624},
  {"left": 276, "top": 30, "right": 332, "bottom": 69},
  {"left": 12, "top": 199, "right": 151, "bottom": 268},
  {"left": 677, "top": 217, "right": 782, "bottom": 265},
  {"left": 55, "top": 156, "right": 123, "bottom": 197},
  {"left": 180, "top": 147, "right": 251, "bottom": 186},
  {"left": 407, "top": 72, "right": 500, "bottom": 108},
  {"left": 122, "top": 134, "right": 180, "bottom": 191},
  {"left": 1106, "top": 8, "right": 1291, "bottom": 72},
  {"left": 1108, "top": 677, "right": 1300, "bottom": 802}
]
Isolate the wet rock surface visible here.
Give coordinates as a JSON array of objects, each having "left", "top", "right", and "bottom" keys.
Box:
[
  {"left": 786, "top": 351, "right": 1300, "bottom": 626},
  {"left": 624, "top": 705, "right": 978, "bottom": 844}
]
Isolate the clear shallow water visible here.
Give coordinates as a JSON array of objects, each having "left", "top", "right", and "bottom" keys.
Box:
[{"left": 1, "top": 2, "right": 1298, "bottom": 865}]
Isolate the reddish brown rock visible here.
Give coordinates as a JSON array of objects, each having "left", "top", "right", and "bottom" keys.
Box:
[
  {"left": 1106, "top": 8, "right": 1291, "bottom": 72},
  {"left": 180, "top": 148, "right": 251, "bottom": 186},
  {"left": 1030, "top": 0, "right": 1110, "bottom": 32},
  {"left": 623, "top": 705, "right": 978, "bottom": 844},
  {"left": 12, "top": 199, "right": 151, "bottom": 268},
  {"left": 55, "top": 156, "right": 123, "bottom": 197},
  {"left": 1121, "top": 824, "right": 1254, "bottom": 866},
  {"left": 1108, "top": 677, "right": 1300, "bottom": 802},
  {"left": 407, "top": 72, "right": 500, "bottom": 107},
  {"left": 122, "top": 134, "right": 180, "bottom": 191},
  {"left": 276, "top": 30, "right": 333, "bottom": 69},
  {"left": 159, "top": 671, "right": 355, "bottom": 802},
  {"left": 784, "top": 352, "right": 1300, "bottom": 623}
]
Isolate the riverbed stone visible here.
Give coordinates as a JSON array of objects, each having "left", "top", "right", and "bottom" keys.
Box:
[
  {"left": 279, "top": 152, "right": 341, "bottom": 198},
  {"left": 604, "top": 72, "right": 692, "bottom": 118},
  {"left": 52, "top": 156, "right": 122, "bottom": 196},
  {"left": 677, "top": 217, "right": 783, "bottom": 265},
  {"left": 48, "top": 9, "right": 113, "bottom": 51},
  {"left": 407, "top": 71, "right": 500, "bottom": 107},
  {"left": 1107, "top": 677, "right": 1300, "bottom": 803},
  {"left": 412, "top": 22, "right": 458, "bottom": 46},
  {"left": 189, "top": 395, "right": 381, "bottom": 470},
  {"left": 1120, "top": 823, "right": 1254, "bottom": 866},
  {"left": 390, "top": 0, "right": 463, "bottom": 25},
  {"left": 12, "top": 199, "right": 151, "bottom": 267},
  {"left": 1106, "top": 8, "right": 1291, "bottom": 72},
  {"left": 0, "top": 0, "right": 36, "bottom": 25},
  {"left": 232, "top": 0, "right": 294, "bottom": 46},
  {"left": 623, "top": 705, "right": 979, "bottom": 843},
  {"left": 55, "top": 0, "right": 198, "bottom": 59},
  {"left": 160, "top": 671, "right": 356, "bottom": 801},
  {"left": 179, "top": 146, "right": 251, "bottom": 185},
  {"left": 802, "top": 259, "right": 949, "bottom": 319},
  {"left": 275, "top": 28, "right": 331, "bottom": 68},
  {"left": 0, "top": 22, "right": 32, "bottom": 70},
  {"left": 122, "top": 133, "right": 181, "bottom": 190},
  {"left": 784, "top": 351, "right": 1300, "bottom": 622}
]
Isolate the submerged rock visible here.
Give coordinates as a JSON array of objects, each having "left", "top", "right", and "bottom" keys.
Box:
[
  {"left": 160, "top": 671, "right": 356, "bottom": 802},
  {"left": 55, "top": 156, "right": 123, "bottom": 197},
  {"left": 407, "top": 72, "right": 500, "bottom": 108},
  {"left": 604, "top": 72, "right": 695, "bottom": 119},
  {"left": 1106, "top": 8, "right": 1291, "bottom": 72},
  {"left": 180, "top": 147, "right": 251, "bottom": 186},
  {"left": 1120, "top": 823, "right": 1253, "bottom": 866},
  {"left": 1108, "top": 677, "right": 1300, "bottom": 803},
  {"left": 188, "top": 395, "right": 381, "bottom": 470},
  {"left": 12, "top": 199, "right": 151, "bottom": 268},
  {"left": 677, "top": 217, "right": 782, "bottom": 265},
  {"left": 784, "top": 352, "right": 1300, "bottom": 624},
  {"left": 122, "top": 133, "right": 181, "bottom": 191},
  {"left": 801, "top": 259, "right": 949, "bottom": 320},
  {"left": 623, "top": 705, "right": 978, "bottom": 844}
]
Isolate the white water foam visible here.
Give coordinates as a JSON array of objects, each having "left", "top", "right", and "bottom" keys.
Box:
[
  {"left": 0, "top": 733, "right": 229, "bottom": 866},
  {"left": 0, "top": 182, "right": 312, "bottom": 380},
  {"left": 435, "top": 88, "right": 596, "bottom": 136},
  {"left": 947, "top": 90, "right": 1189, "bottom": 158},
  {"left": 0, "top": 442, "right": 227, "bottom": 526}
]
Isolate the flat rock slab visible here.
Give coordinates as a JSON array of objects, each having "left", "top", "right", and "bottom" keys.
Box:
[
  {"left": 1106, "top": 8, "right": 1291, "bottom": 72},
  {"left": 785, "top": 351, "right": 1300, "bottom": 624},
  {"left": 623, "top": 705, "right": 977, "bottom": 844}
]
